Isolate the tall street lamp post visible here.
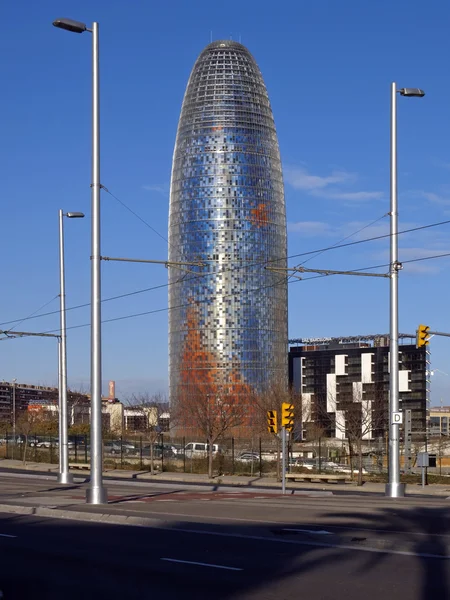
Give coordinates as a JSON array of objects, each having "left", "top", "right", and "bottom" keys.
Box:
[
  {"left": 58, "top": 210, "right": 84, "bottom": 484},
  {"left": 386, "top": 83, "right": 425, "bottom": 499},
  {"left": 12, "top": 379, "right": 17, "bottom": 458},
  {"left": 53, "top": 18, "right": 107, "bottom": 503}
]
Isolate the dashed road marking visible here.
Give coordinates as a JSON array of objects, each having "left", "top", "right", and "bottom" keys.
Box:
[{"left": 161, "top": 558, "right": 242, "bottom": 571}]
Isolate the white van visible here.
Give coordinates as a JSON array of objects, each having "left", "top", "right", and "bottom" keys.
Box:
[{"left": 184, "top": 442, "right": 219, "bottom": 458}]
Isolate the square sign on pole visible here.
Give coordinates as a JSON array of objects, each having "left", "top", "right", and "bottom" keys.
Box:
[
  {"left": 392, "top": 412, "right": 403, "bottom": 425},
  {"left": 417, "top": 452, "right": 429, "bottom": 468},
  {"left": 417, "top": 452, "right": 429, "bottom": 488}
]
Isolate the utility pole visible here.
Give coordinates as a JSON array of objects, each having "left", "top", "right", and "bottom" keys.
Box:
[
  {"left": 403, "top": 409, "right": 412, "bottom": 474},
  {"left": 280, "top": 402, "right": 294, "bottom": 495},
  {"left": 12, "top": 379, "right": 16, "bottom": 459},
  {"left": 281, "top": 426, "right": 286, "bottom": 495}
]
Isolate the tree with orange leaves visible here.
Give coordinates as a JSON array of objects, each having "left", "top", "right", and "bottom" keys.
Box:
[{"left": 173, "top": 378, "right": 250, "bottom": 478}]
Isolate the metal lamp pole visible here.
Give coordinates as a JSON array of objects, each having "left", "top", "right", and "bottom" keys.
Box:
[
  {"left": 12, "top": 379, "right": 16, "bottom": 458},
  {"left": 53, "top": 18, "right": 107, "bottom": 503},
  {"left": 58, "top": 338, "right": 62, "bottom": 474},
  {"left": 58, "top": 210, "right": 84, "bottom": 484},
  {"left": 386, "top": 83, "right": 425, "bottom": 498}
]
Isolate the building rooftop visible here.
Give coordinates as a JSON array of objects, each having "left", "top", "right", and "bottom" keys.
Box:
[
  {"left": 204, "top": 40, "right": 248, "bottom": 51},
  {"left": 289, "top": 333, "right": 416, "bottom": 348}
]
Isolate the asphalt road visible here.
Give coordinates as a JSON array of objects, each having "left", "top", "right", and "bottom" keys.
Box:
[{"left": 0, "top": 474, "right": 449, "bottom": 599}]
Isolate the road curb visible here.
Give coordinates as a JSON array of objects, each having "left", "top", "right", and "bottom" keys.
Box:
[
  {"left": 0, "top": 502, "right": 161, "bottom": 527},
  {"left": 1, "top": 464, "right": 450, "bottom": 497}
]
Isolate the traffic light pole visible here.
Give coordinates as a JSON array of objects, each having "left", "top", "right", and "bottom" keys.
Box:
[
  {"left": 416, "top": 326, "right": 450, "bottom": 349},
  {"left": 422, "top": 330, "right": 450, "bottom": 339},
  {"left": 281, "top": 426, "right": 286, "bottom": 495}
]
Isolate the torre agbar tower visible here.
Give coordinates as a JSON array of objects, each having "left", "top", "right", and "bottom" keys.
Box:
[{"left": 169, "top": 40, "right": 287, "bottom": 406}]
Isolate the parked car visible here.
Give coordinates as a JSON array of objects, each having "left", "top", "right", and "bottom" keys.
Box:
[
  {"left": 169, "top": 444, "right": 183, "bottom": 456},
  {"left": 184, "top": 442, "right": 219, "bottom": 458},
  {"left": 237, "top": 452, "right": 259, "bottom": 463},
  {"left": 104, "top": 441, "right": 136, "bottom": 455},
  {"left": 290, "top": 459, "right": 315, "bottom": 470},
  {"left": 1, "top": 436, "right": 24, "bottom": 445},
  {"left": 141, "top": 445, "right": 175, "bottom": 458},
  {"left": 28, "top": 438, "right": 44, "bottom": 447},
  {"left": 37, "top": 440, "right": 59, "bottom": 448},
  {"left": 319, "top": 461, "right": 340, "bottom": 470},
  {"left": 331, "top": 464, "right": 368, "bottom": 475}
]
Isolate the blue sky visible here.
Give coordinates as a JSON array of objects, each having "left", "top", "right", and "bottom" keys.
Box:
[{"left": 1, "top": 0, "right": 449, "bottom": 404}]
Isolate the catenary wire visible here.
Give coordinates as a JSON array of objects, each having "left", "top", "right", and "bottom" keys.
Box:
[
  {"left": 1, "top": 217, "right": 450, "bottom": 329},
  {"left": 5, "top": 249, "right": 450, "bottom": 339},
  {"left": 102, "top": 185, "right": 171, "bottom": 247},
  {"left": 96, "top": 184, "right": 450, "bottom": 274},
  {"left": 286, "top": 218, "right": 450, "bottom": 264},
  {"left": 5, "top": 295, "right": 59, "bottom": 333},
  {"left": 299, "top": 213, "right": 390, "bottom": 266},
  {"left": 285, "top": 212, "right": 389, "bottom": 286}
]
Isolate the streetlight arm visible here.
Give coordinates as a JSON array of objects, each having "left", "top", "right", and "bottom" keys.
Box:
[
  {"left": 66, "top": 212, "right": 85, "bottom": 219},
  {"left": 399, "top": 88, "right": 426, "bottom": 98},
  {"left": 53, "top": 18, "right": 87, "bottom": 33}
]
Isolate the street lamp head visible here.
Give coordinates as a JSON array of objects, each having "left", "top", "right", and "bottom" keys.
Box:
[
  {"left": 66, "top": 212, "right": 85, "bottom": 219},
  {"left": 52, "top": 18, "right": 87, "bottom": 34},
  {"left": 399, "top": 88, "right": 426, "bottom": 98}
]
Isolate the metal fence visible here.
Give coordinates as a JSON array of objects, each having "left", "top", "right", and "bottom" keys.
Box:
[{"left": 1, "top": 430, "right": 448, "bottom": 476}]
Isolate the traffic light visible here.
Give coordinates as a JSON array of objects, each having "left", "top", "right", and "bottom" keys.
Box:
[
  {"left": 416, "top": 324, "right": 430, "bottom": 348},
  {"left": 267, "top": 410, "right": 278, "bottom": 434},
  {"left": 281, "top": 402, "right": 294, "bottom": 432}
]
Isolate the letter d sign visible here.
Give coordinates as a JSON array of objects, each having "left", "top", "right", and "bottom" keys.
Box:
[{"left": 392, "top": 412, "right": 403, "bottom": 425}]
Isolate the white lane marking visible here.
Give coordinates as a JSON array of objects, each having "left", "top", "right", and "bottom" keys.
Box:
[
  {"left": 0, "top": 533, "right": 17, "bottom": 538},
  {"left": 161, "top": 558, "right": 242, "bottom": 571},
  {"left": 112, "top": 506, "right": 450, "bottom": 540},
  {"left": 283, "top": 528, "right": 331, "bottom": 535},
  {"left": 159, "top": 527, "right": 450, "bottom": 560}
]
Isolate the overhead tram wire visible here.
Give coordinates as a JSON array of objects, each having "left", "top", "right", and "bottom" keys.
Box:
[
  {"left": 285, "top": 212, "right": 390, "bottom": 286},
  {"left": 2, "top": 217, "right": 450, "bottom": 329},
  {"left": 5, "top": 248, "right": 450, "bottom": 340},
  {"left": 5, "top": 295, "right": 60, "bottom": 333},
  {"left": 98, "top": 185, "right": 450, "bottom": 277},
  {"left": 0, "top": 281, "right": 171, "bottom": 327},
  {"left": 102, "top": 185, "right": 174, "bottom": 249},
  {"left": 299, "top": 213, "right": 390, "bottom": 267},
  {"left": 285, "top": 217, "right": 450, "bottom": 264}
]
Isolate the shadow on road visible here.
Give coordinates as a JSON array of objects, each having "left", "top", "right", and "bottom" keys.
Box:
[
  {"left": 321, "top": 505, "right": 450, "bottom": 600},
  {"left": 0, "top": 504, "right": 447, "bottom": 599}
]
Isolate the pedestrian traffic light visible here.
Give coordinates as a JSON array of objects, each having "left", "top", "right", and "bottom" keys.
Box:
[
  {"left": 281, "top": 402, "right": 294, "bottom": 432},
  {"left": 267, "top": 410, "right": 278, "bottom": 434},
  {"left": 416, "top": 324, "right": 430, "bottom": 348}
]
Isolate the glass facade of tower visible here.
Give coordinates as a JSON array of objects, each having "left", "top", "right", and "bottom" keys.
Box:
[{"left": 169, "top": 40, "right": 287, "bottom": 402}]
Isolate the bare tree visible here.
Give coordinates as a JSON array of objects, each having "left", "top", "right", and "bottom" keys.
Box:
[
  {"left": 125, "top": 392, "right": 166, "bottom": 475},
  {"left": 15, "top": 407, "right": 56, "bottom": 466},
  {"left": 299, "top": 391, "right": 329, "bottom": 467},
  {"left": 325, "top": 384, "right": 385, "bottom": 486},
  {"left": 173, "top": 380, "right": 248, "bottom": 478},
  {"left": 67, "top": 386, "right": 91, "bottom": 433}
]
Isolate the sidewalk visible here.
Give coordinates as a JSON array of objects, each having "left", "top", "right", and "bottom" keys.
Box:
[
  {"left": 2, "top": 458, "right": 450, "bottom": 497},
  {"left": 0, "top": 459, "right": 449, "bottom": 532}
]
